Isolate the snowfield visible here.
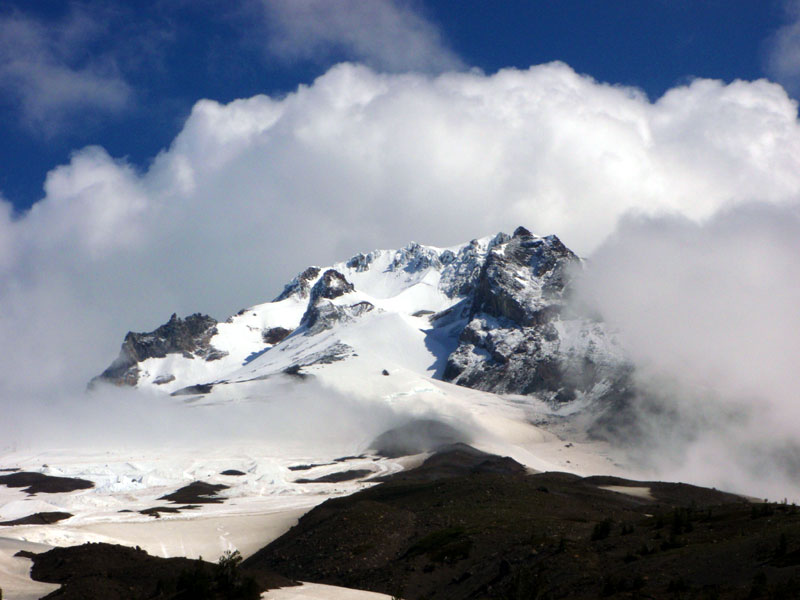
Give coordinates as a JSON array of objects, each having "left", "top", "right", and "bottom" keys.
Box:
[{"left": 0, "top": 372, "right": 629, "bottom": 598}]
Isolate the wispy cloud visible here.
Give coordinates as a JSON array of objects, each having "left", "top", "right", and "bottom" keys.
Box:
[
  {"left": 260, "top": 0, "right": 463, "bottom": 73},
  {"left": 765, "top": 0, "right": 800, "bottom": 96},
  {"left": 0, "top": 6, "right": 132, "bottom": 135},
  {"left": 578, "top": 204, "right": 800, "bottom": 499}
]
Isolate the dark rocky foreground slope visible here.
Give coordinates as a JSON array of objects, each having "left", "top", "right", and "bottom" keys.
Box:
[
  {"left": 22, "top": 543, "right": 293, "bottom": 600},
  {"left": 20, "top": 446, "right": 800, "bottom": 599},
  {"left": 245, "top": 446, "right": 800, "bottom": 600}
]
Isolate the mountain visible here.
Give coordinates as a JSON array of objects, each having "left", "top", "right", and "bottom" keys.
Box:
[
  {"left": 244, "top": 445, "right": 789, "bottom": 600},
  {"left": 16, "top": 228, "right": 800, "bottom": 600},
  {"left": 91, "top": 227, "right": 628, "bottom": 416}
]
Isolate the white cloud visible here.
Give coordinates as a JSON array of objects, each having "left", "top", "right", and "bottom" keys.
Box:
[
  {"left": 577, "top": 204, "right": 800, "bottom": 499},
  {"left": 260, "top": 0, "right": 463, "bottom": 73},
  {"left": 1, "top": 62, "right": 799, "bottom": 427},
  {"left": 765, "top": 0, "right": 800, "bottom": 96},
  {"left": 33, "top": 146, "right": 149, "bottom": 256},
  {"left": 0, "top": 8, "right": 132, "bottom": 133}
]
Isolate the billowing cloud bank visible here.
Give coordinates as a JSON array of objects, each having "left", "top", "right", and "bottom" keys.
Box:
[
  {"left": 1, "top": 61, "right": 799, "bottom": 484},
  {"left": 578, "top": 204, "right": 800, "bottom": 499}
]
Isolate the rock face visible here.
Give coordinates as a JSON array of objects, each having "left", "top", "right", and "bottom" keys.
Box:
[
  {"left": 298, "top": 269, "right": 367, "bottom": 333},
  {"left": 273, "top": 266, "right": 322, "bottom": 301},
  {"left": 441, "top": 229, "right": 625, "bottom": 403},
  {"left": 308, "top": 269, "right": 355, "bottom": 301},
  {"left": 471, "top": 229, "right": 577, "bottom": 326},
  {"left": 262, "top": 327, "right": 292, "bottom": 345},
  {"left": 438, "top": 233, "right": 510, "bottom": 298},
  {"left": 91, "top": 313, "right": 223, "bottom": 387}
]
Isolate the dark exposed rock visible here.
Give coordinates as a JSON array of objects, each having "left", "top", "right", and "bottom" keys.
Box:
[
  {"left": 139, "top": 505, "right": 199, "bottom": 518},
  {"left": 301, "top": 300, "right": 374, "bottom": 333},
  {"left": 512, "top": 225, "right": 532, "bottom": 237},
  {"left": 25, "top": 542, "right": 291, "bottom": 599},
  {"left": 27, "top": 544, "right": 209, "bottom": 599},
  {"left": 470, "top": 233, "right": 577, "bottom": 326},
  {"left": 204, "top": 348, "right": 228, "bottom": 361},
  {"left": 346, "top": 251, "right": 377, "bottom": 272},
  {"left": 334, "top": 454, "right": 368, "bottom": 462},
  {"left": 262, "top": 326, "right": 292, "bottom": 345},
  {"left": 283, "top": 365, "right": 307, "bottom": 378},
  {"left": 376, "top": 443, "right": 528, "bottom": 482},
  {"left": 439, "top": 236, "right": 501, "bottom": 299},
  {"left": 170, "top": 383, "right": 214, "bottom": 396},
  {"left": 288, "top": 463, "right": 334, "bottom": 471},
  {"left": 440, "top": 230, "right": 629, "bottom": 405},
  {"left": 444, "top": 317, "right": 628, "bottom": 402},
  {"left": 298, "top": 270, "right": 373, "bottom": 333},
  {"left": 158, "top": 481, "right": 229, "bottom": 504},
  {"left": 274, "top": 266, "right": 322, "bottom": 301},
  {"left": 0, "top": 472, "right": 94, "bottom": 495},
  {"left": 220, "top": 469, "right": 246, "bottom": 476},
  {"left": 244, "top": 447, "right": 777, "bottom": 600},
  {"left": 90, "top": 313, "right": 223, "bottom": 387},
  {"left": 309, "top": 269, "right": 355, "bottom": 301},
  {"left": 293, "top": 342, "right": 355, "bottom": 368},
  {"left": 0, "top": 511, "right": 72, "bottom": 526},
  {"left": 390, "top": 242, "right": 442, "bottom": 273},
  {"left": 295, "top": 469, "right": 373, "bottom": 483},
  {"left": 300, "top": 270, "right": 355, "bottom": 331}
]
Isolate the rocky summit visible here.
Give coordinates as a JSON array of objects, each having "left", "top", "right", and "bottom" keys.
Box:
[
  {"left": 90, "top": 313, "right": 224, "bottom": 387},
  {"left": 92, "top": 228, "right": 628, "bottom": 415}
]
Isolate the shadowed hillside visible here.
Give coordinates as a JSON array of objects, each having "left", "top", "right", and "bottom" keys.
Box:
[{"left": 245, "top": 446, "right": 800, "bottom": 600}]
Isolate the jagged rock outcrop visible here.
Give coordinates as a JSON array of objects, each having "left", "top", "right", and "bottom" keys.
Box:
[
  {"left": 438, "top": 232, "right": 509, "bottom": 298},
  {"left": 274, "top": 266, "right": 322, "bottom": 301},
  {"left": 470, "top": 230, "right": 577, "bottom": 326},
  {"left": 441, "top": 229, "right": 627, "bottom": 403},
  {"left": 262, "top": 327, "right": 292, "bottom": 345},
  {"left": 91, "top": 313, "right": 224, "bottom": 387},
  {"left": 346, "top": 251, "right": 378, "bottom": 272},
  {"left": 299, "top": 269, "right": 373, "bottom": 333},
  {"left": 308, "top": 269, "right": 355, "bottom": 301},
  {"left": 388, "top": 242, "right": 442, "bottom": 273}
]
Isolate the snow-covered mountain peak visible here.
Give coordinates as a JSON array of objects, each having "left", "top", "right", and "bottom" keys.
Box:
[{"left": 92, "top": 228, "right": 628, "bottom": 411}]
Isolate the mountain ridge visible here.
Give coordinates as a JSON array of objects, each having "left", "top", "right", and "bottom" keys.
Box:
[{"left": 91, "top": 228, "right": 628, "bottom": 417}]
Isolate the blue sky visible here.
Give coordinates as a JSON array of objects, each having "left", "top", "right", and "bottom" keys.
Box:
[{"left": 1, "top": 0, "right": 797, "bottom": 211}]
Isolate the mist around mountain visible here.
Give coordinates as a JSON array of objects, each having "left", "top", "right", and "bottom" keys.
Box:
[{"left": 3, "top": 225, "right": 800, "bottom": 599}]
